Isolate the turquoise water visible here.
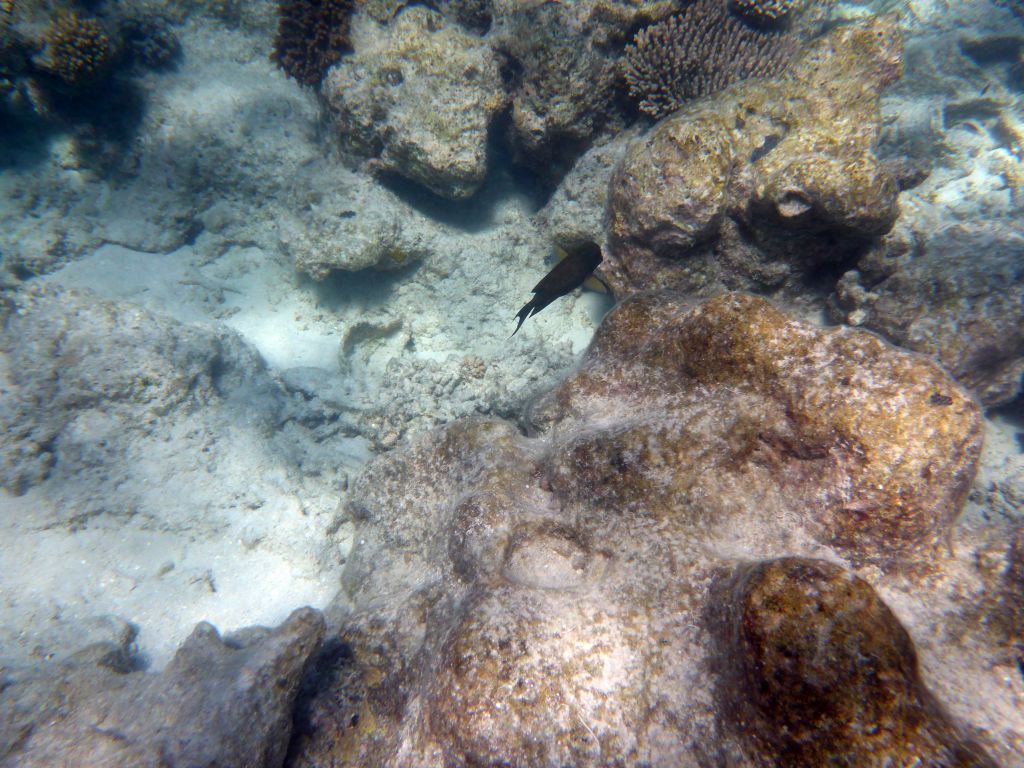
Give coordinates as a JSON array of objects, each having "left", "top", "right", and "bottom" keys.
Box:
[{"left": 0, "top": 1, "right": 1021, "bottom": 765}]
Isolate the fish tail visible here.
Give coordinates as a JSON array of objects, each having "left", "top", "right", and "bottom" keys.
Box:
[{"left": 511, "top": 302, "right": 535, "bottom": 337}]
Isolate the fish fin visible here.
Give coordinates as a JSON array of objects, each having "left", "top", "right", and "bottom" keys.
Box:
[
  {"left": 511, "top": 300, "right": 535, "bottom": 337},
  {"left": 582, "top": 275, "right": 608, "bottom": 294}
]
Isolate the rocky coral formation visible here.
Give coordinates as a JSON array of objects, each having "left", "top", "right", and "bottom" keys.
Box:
[
  {"left": 714, "top": 557, "right": 998, "bottom": 766},
  {"left": 0, "top": 607, "right": 324, "bottom": 767},
  {"left": 604, "top": 16, "right": 902, "bottom": 298},
  {"left": 322, "top": 6, "right": 504, "bottom": 199},
  {"left": 117, "top": 13, "right": 181, "bottom": 70},
  {"left": 489, "top": 0, "right": 677, "bottom": 179},
  {"left": 271, "top": 0, "right": 355, "bottom": 87},
  {"left": 624, "top": 0, "right": 800, "bottom": 118},
  {"left": 831, "top": 221, "right": 1024, "bottom": 407},
  {"left": 285, "top": 293, "right": 1012, "bottom": 766}
]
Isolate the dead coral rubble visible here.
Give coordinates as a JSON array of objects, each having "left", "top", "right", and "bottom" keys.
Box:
[{"left": 287, "top": 293, "right": 1007, "bottom": 767}]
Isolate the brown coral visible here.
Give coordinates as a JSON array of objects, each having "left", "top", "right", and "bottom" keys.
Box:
[
  {"left": 271, "top": 0, "right": 355, "bottom": 87},
  {"left": 624, "top": 0, "right": 799, "bottom": 118},
  {"left": 41, "top": 11, "right": 114, "bottom": 87}
]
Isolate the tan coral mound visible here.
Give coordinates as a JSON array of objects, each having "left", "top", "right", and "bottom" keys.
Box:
[{"left": 286, "top": 293, "right": 1018, "bottom": 768}]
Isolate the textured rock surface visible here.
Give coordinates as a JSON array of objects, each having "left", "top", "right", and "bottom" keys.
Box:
[
  {"left": 322, "top": 6, "right": 504, "bottom": 199},
  {"left": 489, "top": 0, "right": 677, "bottom": 179},
  {"left": 0, "top": 607, "right": 324, "bottom": 768},
  {"left": 280, "top": 167, "right": 444, "bottom": 277},
  {"left": 712, "top": 557, "right": 997, "bottom": 767},
  {"left": 286, "top": 293, "right": 1010, "bottom": 767},
  {"left": 831, "top": 221, "right": 1024, "bottom": 408},
  {"left": 532, "top": 291, "right": 982, "bottom": 565},
  {"left": 0, "top": 284, "right": 347, "bottom": 667},
  {"left": 605, "top": 16, "right": 903, "bottom": 297}
]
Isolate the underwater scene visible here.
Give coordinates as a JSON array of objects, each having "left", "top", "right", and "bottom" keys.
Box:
[{"left": 0, "top": 0, "right": 1023, "bottom": 764}]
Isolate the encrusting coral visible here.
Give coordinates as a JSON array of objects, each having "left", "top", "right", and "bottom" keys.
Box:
[
  {"left": 624, "top": 0, "right": 799, "bottom": 118},
  {"left": 271, "top": 0, "right": 355, "bottom": 87},
  {"left": 712, "top": 558, "right": 998, "bottom": 767}
]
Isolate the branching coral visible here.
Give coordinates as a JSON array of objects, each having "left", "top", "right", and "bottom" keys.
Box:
[
  {"left": 39, "top": 10, "right": 114, "bottom": 87},
  {"left": 271, "top": 0, "right": 355, "bottom": 87},
  {"left": 624, "top": 0, "right": 799, "bottom": 118}
]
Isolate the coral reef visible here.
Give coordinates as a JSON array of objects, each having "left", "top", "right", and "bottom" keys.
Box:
[
  {"left": 271, "top": 0, "right": 355, "bottom": 87},
  {"left": 322, "top": 6, "right": 504, "bottom": 199},
  {"left": 37, "top": 10, "right": 115, "bottom": 87},
  {"left": 624, "top": 0, "right": 799, "bottom": 118},
  {"left": 0, "top": 608, "right": 324, "bottom": 767},
  {"left": 831, "top": 221, "right": 1024, "bottom": 407},
  {"left": 605, "top": 16, "right": 902, "bottom": 297},
  {"left": 490, "top": 0, "right": 678, "bottom": 179},
  {"left": 283, "top": 292, "right": 1012, "bottom": 767}
]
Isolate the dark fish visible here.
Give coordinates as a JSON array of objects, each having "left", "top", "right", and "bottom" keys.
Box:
[{"left": 512, "top": 242, "right": 605, "bottom": 337}]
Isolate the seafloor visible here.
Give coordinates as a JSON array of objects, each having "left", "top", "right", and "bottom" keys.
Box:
[{"left": 0, "top": 0, "right": 1022, "bottom": 765}]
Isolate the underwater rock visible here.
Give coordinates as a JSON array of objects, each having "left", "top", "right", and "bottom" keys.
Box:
[
  {"left": 831, "top": 221, "right": 1024, "bottom": 408},
  {"left": 536, "top": 130, "right": 634, "bottom": 257},
  {"left": 281, "top": 168, "right": 442, "bottom": 276},
  {"left": 0, "top": 607, "right": 324, "bottom": 768},
  {"left": 532, "top": 291, "right": 982, "bottom": 566},
  {"left": 287, "top": 292, "right": 1003, "bottom": 767},
  {"left": 322, "top": 6, "right": 504, "bottom": 200},
  {"left": 604, "top": 16, "right": 902, "bottom": 297},
  {"left": 712, "top": 557, "right": 998, "bottom": 767},
  {"left": 489, "top": 0, "right": 676, "bottom": 180}
]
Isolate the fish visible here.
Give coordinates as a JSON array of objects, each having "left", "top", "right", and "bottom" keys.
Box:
[{"left": 512, "top": 242, "right": 607, "bottom": 336}]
